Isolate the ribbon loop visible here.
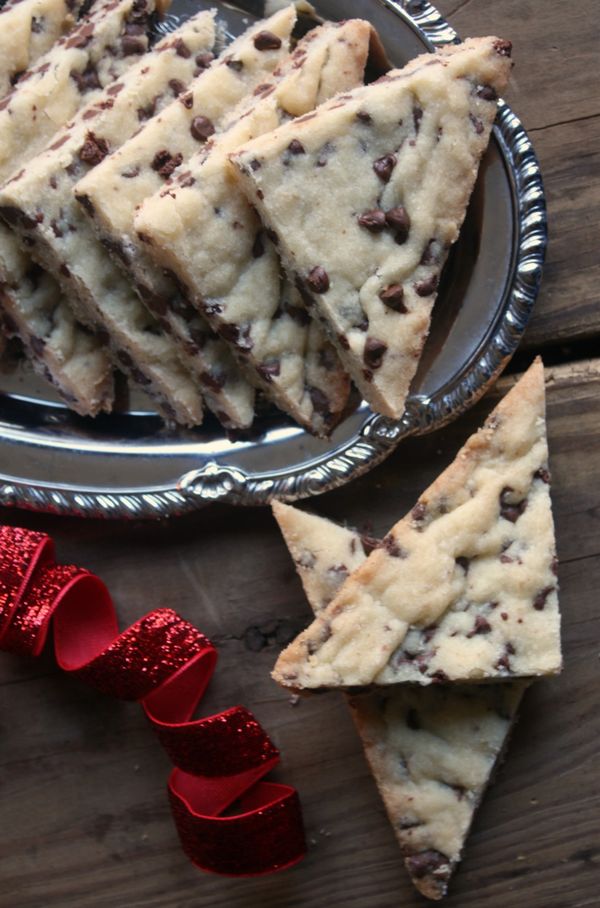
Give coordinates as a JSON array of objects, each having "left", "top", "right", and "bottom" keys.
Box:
[{"left": 0, "top": 525, "right": 306, "bottom": 876}]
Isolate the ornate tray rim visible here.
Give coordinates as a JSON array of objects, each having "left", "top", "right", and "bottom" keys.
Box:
[{"left": 0, "top": 0, "right": 547, "bottom": 519}]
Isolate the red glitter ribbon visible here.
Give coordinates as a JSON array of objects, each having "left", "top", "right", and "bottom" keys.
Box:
[{"left": 0, "top": 525, "right": 306, "bottom": 875}]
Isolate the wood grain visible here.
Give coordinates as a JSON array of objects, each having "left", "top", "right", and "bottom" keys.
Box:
[
  {"left": 437, "top": 0, "right": 600, "bottom": 351},
  {"left": 1, "top": 358, "right": 599, "bottom": 908}
]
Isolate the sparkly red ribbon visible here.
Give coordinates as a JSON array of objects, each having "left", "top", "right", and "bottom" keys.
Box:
[{"left": 0, "top": 525, "right": 306, "bottom": 876}]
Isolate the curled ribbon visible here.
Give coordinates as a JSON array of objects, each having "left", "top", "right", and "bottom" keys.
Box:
[{"left": 0, "top": 525, "right": 306, "bottom": 876}]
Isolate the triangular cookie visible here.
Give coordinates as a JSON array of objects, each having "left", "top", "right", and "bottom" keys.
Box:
[
  {"left": 133, "top": 20, "right": 373, "bottom": 434},
  {"left": 231, "top": 37, "right": 512, "bottom": 419},
  {"left": 272, "top": 501, "right": 526, "bottom": 900},
  {"left": 273, "top": 359, "right": 561, "bottom": 689}
]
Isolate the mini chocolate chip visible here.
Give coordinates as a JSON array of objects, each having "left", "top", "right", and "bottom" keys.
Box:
[
  {"left": 406, "top": 708, "right": 420, "bottom": 730},
  {"left": 412, "top": 502, "right": 427, "bottom": 523},
  {"left": 190, "top": 115, "right": 215, "bottom": 142},
  {"left": 151, "top": 149, "right": 183, "bottom": 179},
  {"left": 136, "top": 97, "right": 156, "bottom": 121},
  {"left": 307, "top": 266, "right": 329, "bottom": 294},
  {"left": 468, "top": 616, "right": 492, "bottom": 637},
  {"left": 414, "top": 274, "right": 439, "bottom": 296},
  {"left": 405, "top": 850, "right": 450, "bottom": 881},
  {"left": 66, "top": 22, "right": 94, "bottom": 49},
  {"left": 257, "top": 360, "right": 280, "bottom": 382},
  {"left": 122, "top": 35, "right": 145, "bottom": 55},
  {"left": 179, "top": 92, "right": 193, "bottom": 109},
  {"left": 79, "top": 132, "right": 109, "bottom": 166},
  {"left": 337, "top": 333, "right": 350, "bottom": 350},
  {"left": 470, "top": 113, "right": 484, "bottom": 134},
  {"left": 533, "top": 586, "right": 554, "bottom": 610},
  {"left": 363, "top": 337, "right": 387, "bottom": 370},
  {"left": 174, "top": 38, "right": 191, "bottom": 58},
  {"left": 413, "top": 105, "right": 423, "bottom": 132},
  {"left": 0, "top": 206, "right": 37, "bottom": 230},
  {"left": 357, "top": 209, "right": 386, "bottom": 232},
  {"left": 195, "top": 51, "right": 214, "bottom": 69},
  {"left": 308, "top": 386, "right": 332, "bottom": 420},
  {"left": 373, "top": 153, "right": 397, "bottom": 182},
  {"left": 430, "top": 669, "right": 449, "bottom": 683},
  {"left": 382, "top": 534, "right": 406, "bottom": 558},
  {"left": 499, "top": 487, "right": 527, "bottom": 523},
  {"left": 385, "top": 205, "right": 411, "bottom": 243},
  {"left": 288, "top": 139, "right": 305, "bottom": 155},
  {"left": 477, "top": 84, "right": 498, "bottom": 101},
  {"left": 379, "top": 284, "right": 407, "bottom": 313},
  {"left": 169, "top": 78, "right": 186, "bottom": 97},
  {"left": 493, "top": 39, "right": 512, "bottom": 57},
  {"left": 534, "top": 467, "right": 551, "bottom": 483},
  {"left": 70, "top": 62, "right": 101, "bottom": 92},
  {"left": 199, "top": 370, "right": 225, "bottom": 392},
  {"left": 356, "top": 110, "right": 372, "bottom": 124},
  {"left": 253, "top": 30, "right": 282, "bottom": 51}
]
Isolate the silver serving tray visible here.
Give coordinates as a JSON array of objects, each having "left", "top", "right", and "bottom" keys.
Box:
[{"left": 0, "top": 0, "right": 547, "bottom": 519}]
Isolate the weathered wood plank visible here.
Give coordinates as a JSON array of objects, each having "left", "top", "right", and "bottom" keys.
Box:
[
  {"left": 436, "top": 0, "right": 600, "bottom": 351},
  {"left": 437, "top": 0, "right": 600, "bottom": 131},
  {"left": 1, "top": 358, "right": 598, "bottom": 908}
]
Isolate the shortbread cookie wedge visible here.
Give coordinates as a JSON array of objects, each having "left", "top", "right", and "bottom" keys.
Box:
[
  {"left": 0, "top": 0, "right": 85, "bottom": 97},
  {"left": 0, "top": 0, "right": 168, "bottom": 412},
  {"left": 272, "top": 501, "right": 526, "bottom": 901},
  {"left": 273, "top": 359, "right": 561, "bottom": 689},
  {"left": 0, "top": 9, "right": 224, "bottom": 425},
  {"left": 348, "top": 683, "right": 525, "bottom": 900},
  {"left": 73, "top": 6, "right": 297, "bottom": 427},
  {"left": 0, "top": 0, "right": 169, "bottom": 184},
  {"left": 134, "top": 19, "right": 372, "bottom": 434},
  {"left": 0, "top": 239, "right": 113, "bottom": 416},
  {"left": 231, "top": 37, "right": 512, "bottom": 419}
]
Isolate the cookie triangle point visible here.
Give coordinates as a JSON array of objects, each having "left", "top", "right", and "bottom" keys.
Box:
[
  {"left": 273, "top": 358, "right": 561, "bottom": 690},
  {"left": 272, "top": 500, "right": 527, "bottom": 901}
]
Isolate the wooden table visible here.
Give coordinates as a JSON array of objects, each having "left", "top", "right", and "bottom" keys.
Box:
[{"left": 1, "top": 2, "right": 599, "bottom": 905}]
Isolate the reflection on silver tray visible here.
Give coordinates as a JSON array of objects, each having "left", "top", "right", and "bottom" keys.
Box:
[{"left": 0, "top": 0, "right": 547, "bottom": 519}]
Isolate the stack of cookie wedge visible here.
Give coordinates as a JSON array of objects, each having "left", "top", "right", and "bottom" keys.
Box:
[
  {"left": 271, "top": 358, "right": 562, "bottom": 899},
  {"left": 0, "top": 5, "right": 514, "bottom": 435}
]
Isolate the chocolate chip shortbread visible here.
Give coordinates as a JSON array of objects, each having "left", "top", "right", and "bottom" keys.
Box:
[
  {"left": 134, "top": 20, "right": 372, "bottom": 434},
  {"left": 273, "top": 359, "right": 561, "bottom": 689},
  {"left": 0, "top": 9, "right": 221, "bottom": 425},
  {"left": 0, "top": 0, "right": 167, "bottom": 412},
  {"left": 0, "top": 237, "right": 114, "bottom": 415},
  {"left": 231, "top": 37, "right": 512, "bottom": 419},
  {"left": 272, "top": 501, "right": 525, "bottom": 900},
  {"left": 0, "top": 0, "right": 84, "bottom": 98},
  {"left": 0, "top": 0, "right": 168, "bottom": 184},
  {"left": 73, "top": 6, "right": 297, "bottom": 428}
]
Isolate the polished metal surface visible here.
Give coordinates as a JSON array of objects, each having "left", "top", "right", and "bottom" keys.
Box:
[{"left": 0, "top": 0, "right": 547, "bottom": 518}]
